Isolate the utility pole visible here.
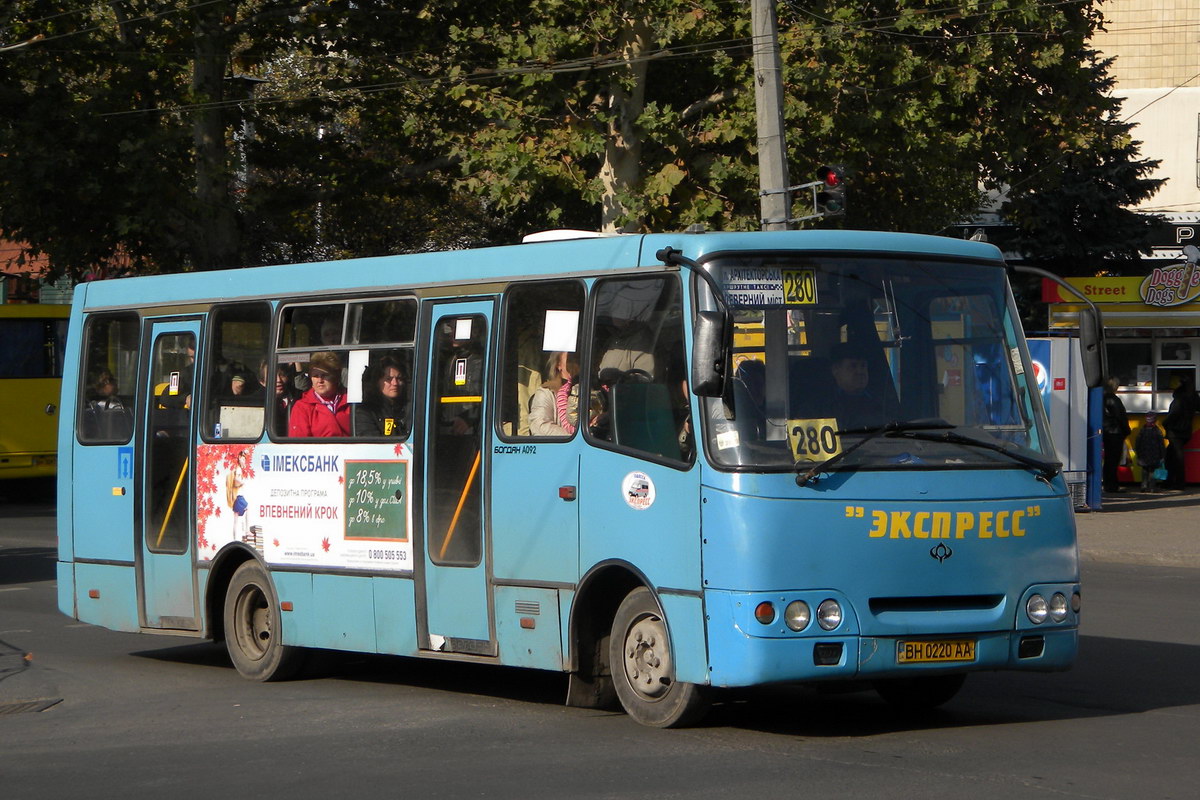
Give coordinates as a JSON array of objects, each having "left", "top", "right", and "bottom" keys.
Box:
[{"left": 752, "top": 0, "right": 791, "bottom": 231}]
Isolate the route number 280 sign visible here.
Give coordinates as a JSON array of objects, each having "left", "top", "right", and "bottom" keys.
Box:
[
  {"left": 788, "top": 418, "right": 842, "bottom": 463},
  {"left": 782, "top": 268, "right": 818, "bottom": 305}
]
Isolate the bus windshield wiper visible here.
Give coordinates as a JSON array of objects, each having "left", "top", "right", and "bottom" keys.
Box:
[
  {"left": 795, "top": 419, "right": 954, "bottom": 486},
  {"left": 889, "top": 428, "right": 1061, "bottom": 481}
]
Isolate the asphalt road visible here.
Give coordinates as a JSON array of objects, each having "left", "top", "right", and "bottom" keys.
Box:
[{"left": 2, "top": 482, "right": 1197, "bottom": 799}]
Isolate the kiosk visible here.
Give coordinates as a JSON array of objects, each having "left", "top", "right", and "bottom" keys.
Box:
[{"left": 1046, "top": 269, "right": 1200, "bottom": 485}]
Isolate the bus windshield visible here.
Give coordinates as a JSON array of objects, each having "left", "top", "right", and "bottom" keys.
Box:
[{"left": 702, "top": 253, "right": 1054, "bottom": 474}]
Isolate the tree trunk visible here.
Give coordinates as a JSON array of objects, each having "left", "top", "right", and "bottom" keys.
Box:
[
  {"left": 598, "top": 17, "right": 650, "bottom": 233},
  {"left": 191, "top": 4, "right": 239, "bottom": 270}
]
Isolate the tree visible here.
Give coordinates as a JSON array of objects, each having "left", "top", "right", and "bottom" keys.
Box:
[
  {"left": 0, "top": 0, "right": 1165, "bottom": 281},
  {"left": 0, "top": 1, "right": 522, "bottom": 280},
  {"left": 401, "top": 0, "right": 1163, "bottom": 242},
  {"left": 998, "top": 67, "right": 1165, "bottom": 277}
]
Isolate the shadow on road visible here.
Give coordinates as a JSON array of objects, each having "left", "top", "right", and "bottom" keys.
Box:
[
  {"left": 135, "top": 642, "right": 572, "bottom": 708},
  {"left": 1089, "top": 485, "right": 1200, "bottom": 514},
  {"left": 131, "top": 631, "right": 1199, "bottom": 734},
  {"left": 0, "top": 547, "right": 56, "bottom": 585},
  {"left": 0, "top": 478, "right": 56, "bottom": 508},
  {"left": 706, "top": 632, "right": 1200, "bottom": 735}
]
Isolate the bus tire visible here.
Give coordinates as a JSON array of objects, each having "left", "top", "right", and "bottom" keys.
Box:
[
  {"left": 873, "top": 673, "right": 966, "bottom": 712},
  {"left": 224, "top": 560, "right": 305, "bottom": 681},
  {"left": 609, "top": 586, "right": 709, "bottom": 728}
]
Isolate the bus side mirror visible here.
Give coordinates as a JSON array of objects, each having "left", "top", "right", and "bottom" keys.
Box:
[
  {"left": 1078, "top": 306, "right": 1105, "bottom": 389},
  {"left": 692, "top": 311, "right": 726, "bottom": 397}
]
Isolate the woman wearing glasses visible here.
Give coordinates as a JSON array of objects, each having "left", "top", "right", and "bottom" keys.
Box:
[
  {"left": 288, "top": 351, "right": 351, "bottom": 437},
  {"left": 354, "top": 355, "right": 409, "bottom": 438}
]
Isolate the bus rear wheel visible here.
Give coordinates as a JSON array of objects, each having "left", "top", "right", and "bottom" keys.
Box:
[
  {"left": 873, "top": 673, "right": 966, "bottom": 712},
  {"left": 609, "top": 587, "right": 709, "bottom": 728},
  {"left": 224, "top": 561, "right": 305, "bottom": 681}
]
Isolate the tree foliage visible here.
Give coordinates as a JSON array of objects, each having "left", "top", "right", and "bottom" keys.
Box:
[{"left": 0, "top": 0, "right": 1164, "bottom": 281}]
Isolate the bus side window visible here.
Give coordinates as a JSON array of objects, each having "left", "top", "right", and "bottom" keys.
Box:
[
  {"left": 352, "top": 349, "right": 412, "bottom": 439},
  {"left": 588, "top": 276, "right": 692, "bottom": 462},
  {"left": 348, "top": 298, "right": 417, "bottom": 440},
  {"left": 499, "top": 281, "right": 585, "bottom": 439},
  {"left": 277, "top": 302, "right": 352, "bottom": 439},
  {"left": 205, "top": 303, "right": 270, "bottom": 441},
  {"left": 78, "top": 313, "right": 139, "bottom": 444}
]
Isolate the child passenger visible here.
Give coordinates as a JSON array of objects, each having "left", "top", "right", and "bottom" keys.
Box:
[{"left": 528, "top": 351, "right": 579, "bottom": 436}]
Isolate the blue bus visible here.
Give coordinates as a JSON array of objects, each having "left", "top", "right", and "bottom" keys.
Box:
[{"left": 56, "top": 230, "right": 1089, "bottom": 726}]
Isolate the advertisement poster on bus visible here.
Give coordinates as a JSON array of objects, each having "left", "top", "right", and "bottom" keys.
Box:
[{"left": 195, "top": 442, "right": 412, "bottom": 571}]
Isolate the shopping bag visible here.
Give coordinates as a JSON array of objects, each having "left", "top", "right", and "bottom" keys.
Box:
[{"left": 1152, "top": 464, "right": 1168, "bottom": 482}]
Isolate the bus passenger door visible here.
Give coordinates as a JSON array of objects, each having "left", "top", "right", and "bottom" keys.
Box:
[
  {"left": 138, "top": 319, "right": 201, "bottom": 630},
  {"left": 420, "top": 303, "right": 494, "bottom": 654}
]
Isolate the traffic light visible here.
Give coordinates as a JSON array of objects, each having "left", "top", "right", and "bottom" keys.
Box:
[{"left": 816, "top": 164, "right": 846, "bottom": 216}]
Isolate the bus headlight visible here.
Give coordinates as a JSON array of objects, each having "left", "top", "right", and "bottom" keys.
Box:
[
  {"left": 1026, "top": 594, "right": 1048, "bottom": 624},
  {"left": 754, "top": 601, "right": 776, "bottom": 625},
  {"left": 816, "top": 599, "right": 842, "bottom": 631},
  {"left": 1048, "top": 593, "right": 1069, "bottom": 623},
  {"left": 784, "top": 600, "right": 811, "bottom": 631}
]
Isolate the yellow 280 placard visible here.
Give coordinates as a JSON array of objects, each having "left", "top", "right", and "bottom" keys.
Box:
[
  {"left": 788, "top": 418, "right": 842, "bottom": 462},
  {"left": 782, "top": 268, "right": 818, "bottom": 305}
]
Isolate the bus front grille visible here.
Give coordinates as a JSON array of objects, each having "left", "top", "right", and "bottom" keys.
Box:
[{"left": 869, "top": 595, "right": 1004, "bottom": 614}]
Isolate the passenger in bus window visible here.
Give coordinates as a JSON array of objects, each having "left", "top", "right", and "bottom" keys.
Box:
[
  {"left": 529, "top": 351, "right": 579, "bottom": 437},
  {"left": 320, "top": 315, "right": 342, "bottom": 346},
  {"left": 228, "top": 365, "right": 262, "bottom": 398},
  {"left": 88, "top": 370, "right": 124, "bottom": 410},
  {"left": 830, "top": 342, "right": 887, "bottom": 430},
  {"left": 268, "top": 362, "right": 300, "bottom": 436},
  {"left": 288, "top": 351, "right": 350, "bottom": 437},
  {"left": 82, "top": 369, "right": 131, "bottom": 441},
  {"left": 597, "top": 318, "right": 655, "bottom": 378},
  {"left": 355, "top": 356, "right": 408, "bottom": 437}
]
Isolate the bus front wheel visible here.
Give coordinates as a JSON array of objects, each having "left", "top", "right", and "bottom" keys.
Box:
[
  {"left": 609, "top": 587, "right": 709, "bottom": 728},
  {"left": 223, "top": 561, "right": 305, "bottom": 681},
  {"left": 873, "top": 673, "right": 966, "bottom": 712}
]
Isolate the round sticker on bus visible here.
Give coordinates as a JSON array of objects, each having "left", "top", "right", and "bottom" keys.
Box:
[{"left": 622, "top": 471, "right": 656, "bottom": 511}]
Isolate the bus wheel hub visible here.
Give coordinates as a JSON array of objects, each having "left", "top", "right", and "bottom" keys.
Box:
[{"left": 624, "top": 616, "right": 671, "bottom": 699}]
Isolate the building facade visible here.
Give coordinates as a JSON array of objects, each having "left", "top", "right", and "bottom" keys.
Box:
[{"left": 1092, "top": 1, "right": 1200, "bottom": 232}]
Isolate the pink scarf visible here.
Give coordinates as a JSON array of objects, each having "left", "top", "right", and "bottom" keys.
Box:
[{"left": 556, "top": 380, "right": 576, "bottom": 434}]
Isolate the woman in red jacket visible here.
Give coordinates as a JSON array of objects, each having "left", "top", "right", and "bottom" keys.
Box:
[{"left": 288, "top": 351, "right": 351, "bottom": 437}]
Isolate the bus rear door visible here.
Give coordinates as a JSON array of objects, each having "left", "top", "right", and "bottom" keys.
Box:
[
  {"left": 421, "top": 302, "right": 494, "bottom": 654},
  {"left": 138, "top": 318, "right": 201, "bottom": 630}
]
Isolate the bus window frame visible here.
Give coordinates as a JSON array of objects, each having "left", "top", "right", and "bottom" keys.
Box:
[
  {"left": 198, "top": 301, "right": 273, "bottom": 444},
  {"left": 76, "top": 310, "right": 141, "bottom": 446},
  {"left": 274, "top": 295, "right": 419, "bottom": 442},
  {"left": 494, "top": 277, "right": 588, "bottom": 444},
  {"left": 581, "top": 272, "right": 695, "bottom": 470}
]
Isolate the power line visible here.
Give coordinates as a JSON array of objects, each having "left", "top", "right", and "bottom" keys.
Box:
[
  {"left": 2, "top": 0, "right": 226, "bottom": 49},
  {"left": 98, "top": 36, "right": 760, "bottom": 118}
]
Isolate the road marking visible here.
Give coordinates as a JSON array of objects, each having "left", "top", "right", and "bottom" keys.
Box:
[
  {"left": 0, "top": 629, "right": 32, "bottom": 635},
  {"left": 0, "top": 587, "right": 29, "bottom": 593}
]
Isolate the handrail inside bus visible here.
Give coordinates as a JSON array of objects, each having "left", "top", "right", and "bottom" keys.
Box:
[
  {"left": 439, "top": 449, "right": 482, "bottom": 561},
  {"left": 156, "top": 458, "right": 189, "bottom": 548}
]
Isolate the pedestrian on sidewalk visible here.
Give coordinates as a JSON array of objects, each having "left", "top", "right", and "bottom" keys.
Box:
[
  {"left": 1164, "top": 377, "right": 1197, "bottom": 489},
  {"left": 1136, "top": 412, "right": 1167, "bottom": 493},
  {"left": 1102, "top": 377, "right": 1131, "bottom": 493}
]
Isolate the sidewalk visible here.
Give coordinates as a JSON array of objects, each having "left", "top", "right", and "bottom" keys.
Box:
[{"left": 1075, "top": 485, "right": 1200, "bottom": 568}]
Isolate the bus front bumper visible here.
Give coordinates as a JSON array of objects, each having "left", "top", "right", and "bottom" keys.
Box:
[{"left": 704, "top": 592, "right": 1078, "bottom": 688}]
